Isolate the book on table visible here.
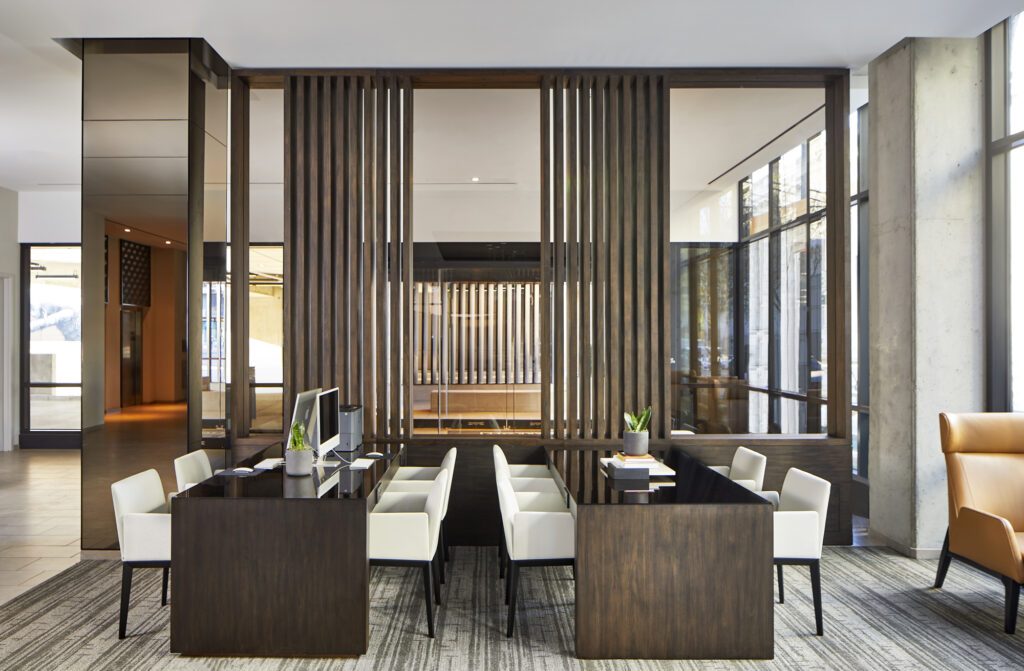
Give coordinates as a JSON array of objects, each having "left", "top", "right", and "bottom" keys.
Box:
[{"left": 612, "top": 452, "right": 658, "bottom": 469}]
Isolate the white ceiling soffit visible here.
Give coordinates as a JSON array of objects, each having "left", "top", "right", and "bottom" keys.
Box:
[{"left": 1, "top": 0, "right": 1022, "bottom": 195}]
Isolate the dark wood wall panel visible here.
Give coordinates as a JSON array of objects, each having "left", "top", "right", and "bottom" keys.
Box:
[
  {"left": 284, "top": 75, "right": 413, "bottom": 439},
  {"left": 542, "top": 75, "right": 670, "bottom": 440}
]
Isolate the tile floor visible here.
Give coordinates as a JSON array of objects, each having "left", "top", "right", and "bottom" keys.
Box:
[{"left": 0, "top": 449, "right": 80, "bottom": 605}]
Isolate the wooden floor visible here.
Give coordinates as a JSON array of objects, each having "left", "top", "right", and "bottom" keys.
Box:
[
  {"left": 0, "top": 448, "right": 80, "bottom": 605},
  {"left": 81, "top": 403, "right": 186, "bottom": 550}
]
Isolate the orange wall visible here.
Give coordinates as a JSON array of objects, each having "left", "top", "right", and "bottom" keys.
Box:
[{"left": 143, "top": 246, "right": 186, "bottom": 403}]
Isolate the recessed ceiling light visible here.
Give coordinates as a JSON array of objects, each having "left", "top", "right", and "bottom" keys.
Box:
[
  {"left": 124, "top": 228, "right": 131, "bottom": 233},
  {"left": 165, "top": 240, "right": 172, "bottom": 245},
  {"left": 471, "top": 177, "right": 480, "bottom": 182}
]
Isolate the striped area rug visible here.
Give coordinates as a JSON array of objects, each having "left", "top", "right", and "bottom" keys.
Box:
[{"left": 0, "top": 546, "right": 1021, "bottom": 670}]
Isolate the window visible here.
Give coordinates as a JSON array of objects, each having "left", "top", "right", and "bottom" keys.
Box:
[
  {"left": 23, "top": 245, "right": 82, "bottom": 431},
  {"left": 249, "top": 245, "right": 283, "bottom": 432},
  {"left": 851, "top": 104, "right": 870, "bottom": 475}
]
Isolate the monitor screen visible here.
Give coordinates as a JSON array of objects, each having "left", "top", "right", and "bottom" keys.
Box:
[
  {"left": 317, "top": 388, "right": 340, "bottom": 455},
  {"left": 290, "top": 388, "right": 321, "bottom": 447}
]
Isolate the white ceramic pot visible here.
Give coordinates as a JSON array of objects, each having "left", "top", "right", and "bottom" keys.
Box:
[
  {"left": 285, "top": 449, "right": 313, "bottom": 476},
  {"left": 623, "top": 431, "right": 649, "bottom": 456}
]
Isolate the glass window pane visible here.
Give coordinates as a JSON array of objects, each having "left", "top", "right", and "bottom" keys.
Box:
[
  {"left": 29, "top": 246, "right": 82, "bottom": 384},
  {"left": 1010, "top": 14, "right": 1024, "bottom": 135},
  {"left": 30, "top": 386, "right": 81, "bottom": 430},
  {"left": 808, "top": 132, "right": 827, "bottom": 212},
  {"left": 779, "top": 397, "right": 805, "bottom": 434},
  {"left": 1011, "top": 149, "right": 1024, "bottom": 410},
  {"left": 776, "top": 144, "right": 806, "bottom": 225},
  {"left": 750, "top": 166, "right": 770, "bottom": 235},
  {"left": 779, "top": 225, "right": 808, "bottom": 396},
  {"left": 746, "top": 238, "right": 769, "bottom": 433},
  {"left": 810, "top": 218, "right": 827, "bottom": 402},
  {"left": 251, "top": 387, "right": 283, "bottom": 433},
  {"left": 249, "top": 246, "right": 283, "bottom": 385},
  {"left": 740, "top": 177, "right": 752, "bottom": 238}
]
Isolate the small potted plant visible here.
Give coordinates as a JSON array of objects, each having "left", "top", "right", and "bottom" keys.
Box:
[
  {"left": 623, "top": 406, "right": 652, "bottom": 456},
  {"left": 285, "top": 420, "right": 313, "bottom": 476}
]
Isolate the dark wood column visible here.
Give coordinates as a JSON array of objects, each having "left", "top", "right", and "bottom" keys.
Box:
[{"left": 230, "top": 74, "right": 251, "bottom": 440}]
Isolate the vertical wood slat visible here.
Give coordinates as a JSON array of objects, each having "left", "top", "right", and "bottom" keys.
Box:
[
  {"left": 388, "top": 77, "right": 401, "bottom": 438},
  {"left": 825, "top": 73, "right": 851, "bottom": 440},
  {"left": 635, "top": 77, "right": 648, "bottom": 413},
  {"left": 608, "top": 76, "right": 622, "bottom": 438},
  {"left": 347, "top": 78, "right": 360, "bottom": 405},
  {"left": 403, "top": 80, "right": 414, "bottom": 437},
  {"left": 622, "top": 76, "right": 635, "bottom": 419},
  {"left": 553, "top": 77, "right": 565, "bottom": 439},
  {"left": 361, "top": 76, "right": 375, "bottom": 438},
  {"left": 659, "top": 77, "right": 671, "bottom": 439},
  {"left": 540, "top": 77, "right": 552, "bottom": 438},
  {"left": 567, "top": 78, "right": 579, "bottom": 440},
  {"left": 374, "top": 77, "right": 387, "bottom": 438},
  {"left": 229, "top": 74, "right": 251, "bottom": 440},
  {"left": 593, "top": 77, "right": 607, "bottom": 440},
  {"left": 580, "top": 76, "right": 592, "bottom": 440}
]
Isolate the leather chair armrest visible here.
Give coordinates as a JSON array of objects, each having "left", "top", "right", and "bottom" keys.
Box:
[
  {"left": 951, "top": 507, "right": 1024, "bottom": 583},
  {"left": 773, "top": 511, "right": 821, "bottom": 559},
  {"left": 761, "top": 490, "right": 780, "bottom": 509},
  {"left": 508, "top": 464, "right": 553, "bottom": 478},
  {"left": 732, "top": 479, "right": 758, "bottom": 492},
  {"left": 122, "top": 513, "right": 171, "bottom": 562},
  {"left": 708, "top": 465, "right": 731, "bottom": 477},
  {"left": 514, "top": 491, "right": 569, "bottom": 512},
  {"left": 511, "top": 511, "right": 575, "bottom": 561},
  {"left": 368, "top": 512, "right": 430, "bottom": 561}
]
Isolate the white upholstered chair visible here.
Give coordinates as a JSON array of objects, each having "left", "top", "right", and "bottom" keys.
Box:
[
  {"left": 174, "top": 450, "right": 213, "bottom": 492},
  {"left": 708, "top": 446, "right": 767, "bottom": 492},
  {"left": 492, "top": 445, "right": 559, "bottom": 494},
  {"left": 369, "top": 470, "right": 448, "bottom": 638},
  {"left": 492, "top": 444, "right": 552, "bottom": 478},
  {"left": 496, "top": 479, "right": 575, "bottom": 637},
  {"left": 762, "top": 467, "right": 832, "bottom": 636},
  {"left": 111, "top": 469, "right": 172, "bottom": 639},
  {"left": 387, "top": 448, "right": 457, "bottom": 564}
]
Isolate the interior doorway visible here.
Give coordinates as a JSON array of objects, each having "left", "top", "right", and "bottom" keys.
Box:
[{"left": 120, "top": 308, "right": 142, "bottom": 407}]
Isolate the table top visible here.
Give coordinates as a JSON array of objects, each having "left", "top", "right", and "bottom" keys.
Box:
[
  {"left": 179, "top": 445, "right": 404, "bottom": 500},
  {"left": 547, "top": 446, "right": 771, "bottom": 506}
]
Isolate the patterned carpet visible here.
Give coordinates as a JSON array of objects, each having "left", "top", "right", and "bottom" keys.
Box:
[{"left": 0, "top": 546, "right": 1021, "bottom": 670}]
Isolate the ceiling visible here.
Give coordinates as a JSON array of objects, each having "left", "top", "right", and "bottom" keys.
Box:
[{"left": 1, "top": 0, "right": 1021, "bottom": 197}]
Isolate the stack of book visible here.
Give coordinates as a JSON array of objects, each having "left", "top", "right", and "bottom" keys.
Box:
[{"left": 607, "top": 452, "right": 657, "bottom": 477}]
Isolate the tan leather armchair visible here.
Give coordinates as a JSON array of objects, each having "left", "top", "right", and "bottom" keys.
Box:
[{"left": 935, "top": 412, "right": 1024, "bottom": 634}]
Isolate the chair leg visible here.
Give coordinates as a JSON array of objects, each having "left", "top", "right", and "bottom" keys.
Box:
[
  {"left": 505, "top": 556, "right": 512, "bottom": 605},
  {"left": 421, "top": 563, "right": 435, "bottom": 638},
  {"left": 506, "top": 561, "right": 519, "bottom": 638},
  {"left": 442, "top": 520, "right": 451, "bottom": 562},
  {"left": 934, "top": 530, "right": 952, "bottom": 589},
  {"left": 437, "top": 544, "right": 447, "bottom": 585},
  {"left": 810, "top": 560, "right": 823, "bottom": 636},
  {"left": 161, "top": 566, "right": 169, "bottom": 607},
  {"left": 777, "top": 563, "right": 785, "bottom": 604},
  {"left": 1003, "top": 577, "right": 1021, "bottom": 635},
  {"left": 498, "top": 536, "right": 505, "bottom": 579},
  {"left": 432, "top": 554, "right": 442, "bottom": 605},
  {"left": 118, "top": 564, "right": 133, "bottom": 639}
]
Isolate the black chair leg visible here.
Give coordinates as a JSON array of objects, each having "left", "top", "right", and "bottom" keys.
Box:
[
  {"left": 1004, "top": 577, "right": 1021, "bottom": 635},
  {"left": 498, "top": 536, "right": 505, "bottom": 579},
  {"left": 934, "top": 530, "right": 952, "bottom": 589},
  {"left": 161, "top": 566, "right": 169, "bottom": 606},
  {"left": 505, "top": 557, "right": 512, "bottom": 605},
  {"left": 432, "top": 554, "right": 442, "bottom": 605},
  {"left": 421, "top": 563, "right": 435, "bottom": 638},
  {"left": 118, "top": 564, "right": 133, "bottom": 639},
  {"left": 506, "top": 562, "right": 519, "bottom": 638},
  {"left": 777, "top": 563, "right": 785, "bottom": 603},
  {"left": 438, "top": 545, "right": 446, "bottom": 585},
  {"left": 442, "top": 520, "right": 451, "bottom": 562},
  {"left": 810, "top": 560, "right": 823, "bottom": 636}
]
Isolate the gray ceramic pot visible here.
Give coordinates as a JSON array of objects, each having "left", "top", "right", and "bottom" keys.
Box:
[
  {"left": 623, "top": 431, "right": 649, "bottom": 456},
  {"left": 285, "top": 449, "right": 313, "bottom": 476}
]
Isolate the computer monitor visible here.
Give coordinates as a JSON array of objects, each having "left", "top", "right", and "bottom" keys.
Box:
[
  {"left": 289, "top": 388, "right": 321, "bottom": 448},
  {"left": 315, "top": 388, "right": 340, "bottom": 457}
]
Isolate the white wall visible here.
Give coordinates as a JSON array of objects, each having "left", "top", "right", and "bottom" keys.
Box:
[
  {"left": 0, "top": 187, "right": 19, "bottom": 449},
  {"left": 19, "top": 190, "right": 80, "bottom": 243}
]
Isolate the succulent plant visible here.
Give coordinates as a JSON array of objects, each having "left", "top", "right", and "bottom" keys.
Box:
[
  {"left": 624, "top": 406, "right": 652, "bottom": 433},
  {"left": 288, "top": 420, "right": 310, "bottom": 451}
]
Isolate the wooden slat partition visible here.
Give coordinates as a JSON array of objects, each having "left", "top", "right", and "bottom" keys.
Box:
[
  {"left": 284, "top": 75, "right": 413, "bottom": 440},
  {"left": 542, "top": 74, "right": 670, "bottom": 440}
]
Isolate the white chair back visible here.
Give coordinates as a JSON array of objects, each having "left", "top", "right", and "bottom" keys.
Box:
[
  {"left": 496, "top": 478, "right": 518, "bottom": 553},
  {"left": 425, "top": 469, "right": 449, "bottom": 553},
  {"left": 493, "top": 445, "right": 511, "bottom": 481},
  {"left": 780, "top": 468, "right": 831, "bottom": 551},
  {"left": 731, "top": 446, "right": 767, "bottom": 491},
  {"left": 111, "top": 469, "right": 167, "bottom": 554},
  {"left": 174, "top": 451, "right": 213, "bottom": 492},
  {"left": 439, "top": 448, "right": 457, "bottom": 517}
]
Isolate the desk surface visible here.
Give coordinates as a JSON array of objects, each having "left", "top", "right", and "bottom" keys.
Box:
[
  {"left": 180, "top": 445, "right": 403, "bottom": 501},
  {"left": 547, "top": 446, "right": 771, "bottom": 506}
]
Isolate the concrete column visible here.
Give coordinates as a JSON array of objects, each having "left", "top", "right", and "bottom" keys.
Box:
[
  {"left": 868, "top": 37, "right": 986, "bottom": 557},
  {"left": 0, "top": 187, "right": 19, "bottom": 450}
]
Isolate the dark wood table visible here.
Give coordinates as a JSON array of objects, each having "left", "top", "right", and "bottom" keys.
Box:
[
  {"left": 548, "top": 446, "right": 774, "bottom": 660},
  {"left": 170, "top": 445, "right": 402, "bottom": 657}
]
